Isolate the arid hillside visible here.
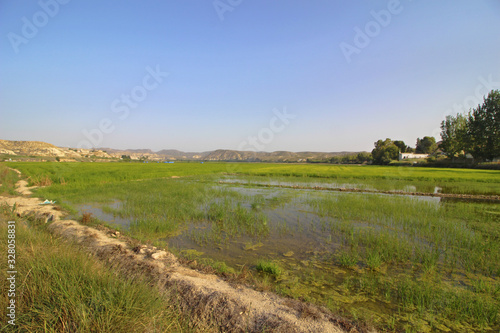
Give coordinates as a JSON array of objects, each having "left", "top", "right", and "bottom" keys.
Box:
[
  {"left": 0, "top": 140, "right": 111, "bottom": 161},
  {"left": 1, "top": 139, "right": 361, "bottom": 162}
]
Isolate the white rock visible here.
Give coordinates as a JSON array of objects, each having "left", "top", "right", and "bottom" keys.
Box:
[{"left": 151, "top": 251, "right": 168, "bottom": 260}]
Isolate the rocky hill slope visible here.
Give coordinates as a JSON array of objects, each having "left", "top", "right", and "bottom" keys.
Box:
[
  {"left": 1, "top": 139, "right": 359, "bottom": 162},
  {"left": 0, "top": 140, "right": 111, "bottom": 161}
]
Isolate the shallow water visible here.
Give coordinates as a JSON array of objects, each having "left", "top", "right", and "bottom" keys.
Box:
[
  {"left": 67, "top": 177, "right": 499, "bottom": 331},
  {"left": 74, "top": 200, "right": 130, "bottom": 229},
  {"left": 218, "top": 175, "right": 499, "bottom": 196},
  {"left": 167, "top": 185, "right": 443, "bottom": 268}
]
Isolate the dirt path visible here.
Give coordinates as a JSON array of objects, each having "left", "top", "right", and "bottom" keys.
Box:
[
  {"left": 0, "top": 172, "right": 361, "bottom": 333},
  {"left": 0, "top": 170, "right": 64, "bottom": 222}
]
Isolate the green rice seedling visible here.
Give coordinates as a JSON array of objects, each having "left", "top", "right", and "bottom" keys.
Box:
[
  {"left": 206, "top": 199, "right": 269, "bottom": 240},
  {"left": 256, "top": 260, "right": 282, "bottom": 278},
  {"left": 251, "top": 195, "right": 265, "bottom": 210},
  {"left": 358, "top": 274, "right": 383, "bottom": 296},
  {"left": 393, "top": 277, "right": 500, "bottom": 328},
  {"left": 365, "top": 251, "right": 383, "bottom": 270},
  {"left": 339, "top": 276, "right": 356, "bottom": 293},
  {"left": 419, "top": 248, "right": 440, "bottom": 273},
  {"left": 129, "top": 217, "right": 180, "bottom": 243},
  {"left": 470, "top": 278, "right": 500, "bottom": 296},
  {"left": 337, "top": 250, "right": 358, "bottom": 268},
  {"left": 206, "top": 201, "right": 227, "bottom": 222}
]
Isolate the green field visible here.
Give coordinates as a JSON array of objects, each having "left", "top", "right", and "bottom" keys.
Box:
[
  {"left": 4, "top": 161, "right": 500, "bottom": 332},
  {"left": 0, "top": 168, "right": 215, "bottom": 332}
]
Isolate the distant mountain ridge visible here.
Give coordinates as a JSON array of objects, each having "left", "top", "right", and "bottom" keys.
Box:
[
  {"left": 1, "top": 139, "right": 362, "bottom": 162},
  {"left": 101, "top": 147, "right": 356, "bottom": 162}
]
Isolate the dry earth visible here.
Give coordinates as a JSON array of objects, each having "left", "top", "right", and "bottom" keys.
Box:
[{"left": 0, "top": 170, "right": 366, "bottom": 333}]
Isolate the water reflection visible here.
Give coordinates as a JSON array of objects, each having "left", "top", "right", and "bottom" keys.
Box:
[{"left": 74, "top": 200, "right": 130, "bottom": 229}]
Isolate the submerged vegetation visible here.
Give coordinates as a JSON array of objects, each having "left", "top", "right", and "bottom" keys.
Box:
[{"left": 3, "top": 161, "right": 500, "bottom": 331}]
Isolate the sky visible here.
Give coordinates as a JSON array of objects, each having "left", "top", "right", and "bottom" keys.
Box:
[{"left": 1, "top": 0, "right": 500, "bottom": 153}]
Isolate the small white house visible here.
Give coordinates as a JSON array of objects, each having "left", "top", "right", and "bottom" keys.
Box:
[{"left": 399, "top": 153, "right": 429, "bottom": 161}]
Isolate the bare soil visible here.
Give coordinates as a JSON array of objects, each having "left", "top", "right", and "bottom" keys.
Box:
[{"left": 0, "top": 172, "right": 366, "bottom": 333}]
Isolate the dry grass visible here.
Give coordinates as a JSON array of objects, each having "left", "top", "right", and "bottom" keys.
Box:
[
  {"left": 29, "top": 174, "right": 52, "bottom": 186},
  {"left": 80, "top": 212, "right": 95, "bottom": 225}
]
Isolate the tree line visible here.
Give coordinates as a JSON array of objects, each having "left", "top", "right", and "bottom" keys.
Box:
[
  {"left": 370, "top": 89, "right": 499, "bottom": 165},
  {"left": 440, "top": 89, "right": 499, "bottom": 162},
  {"left": 370, "top": 137, "right": 437, "bottom": 165}
]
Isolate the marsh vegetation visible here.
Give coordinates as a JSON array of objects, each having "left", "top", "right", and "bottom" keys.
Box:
[{"left": 5, "top": 161, "right": 500, "bottom": 332}]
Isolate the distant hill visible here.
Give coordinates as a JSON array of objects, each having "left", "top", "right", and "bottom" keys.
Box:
[
  {"left": 0, "top": 140, "right": 111, "bottom": 161},
  {"left": 187, "top": 149, "right": 352, "bottom": 162},
  {"left": 0, "top": 139, "right": 364, "bottom": 163},
  {"left": 0, "top": 140, "right": 79, "bottom": 159}
]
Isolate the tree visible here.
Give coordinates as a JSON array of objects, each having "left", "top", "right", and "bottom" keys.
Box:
[
  {"left": 356, "top": 152, "right": 373, "bottom": 164},
  {"left": 415, "top": 136, "right": 437, "bottom": 154},
  {"left": 393, "top": 140, "right": 410, "bottom": 153},
  {"left": 329, "top": 152, "right": 372, "bottom": 164},
  {"left": 440, "top": 113, "right": 467, "bottom": 159},
  {"left": 466, "top": 90, "right": 500, "bottom": 161},
  {"left": 371, "top": 138, "right": 399, "bottom": 165}
]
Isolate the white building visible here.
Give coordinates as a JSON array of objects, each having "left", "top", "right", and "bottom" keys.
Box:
[{"left": 399, "top": 153, "right": 429, "bottom": 161}]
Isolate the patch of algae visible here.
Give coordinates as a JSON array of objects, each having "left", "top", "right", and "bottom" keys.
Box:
[
  {"left": 180, "top": 249, "right": 204, "bottom": 259},
  {"left": 244, "top": 242, "right": 264, "bottom": 251}
]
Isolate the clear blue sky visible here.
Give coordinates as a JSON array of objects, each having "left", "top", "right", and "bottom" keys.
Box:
[{"left": 1, "top": 0, "right": 499, "bottom": 152}]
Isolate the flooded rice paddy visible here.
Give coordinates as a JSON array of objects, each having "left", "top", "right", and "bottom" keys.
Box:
[
  {"left": 73, "top": 176, "right": 500, "bottom": 331},
  {"left": 11, "top": 162, "right": 500, "bottom": 331}
]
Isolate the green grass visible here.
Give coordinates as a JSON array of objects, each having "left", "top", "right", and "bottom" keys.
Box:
[
  {"left": 3, "top": 161, "right": 499, "bottom": 332},
  {"left": 2, "top": 162, "right": 270, "bottom": 245},
  {"left": 309, "top": 193, "right": 500, "bottom": 276},
  {"left": 337, "top": 250, "right": 359, "bottom": 268},
  {"left": 256, "top": 260, "right": 282, "bottom": 278},
  {"left": 7, "top": 162, "right": 229, "bottom": 188},
  {"left": 0, "top": 206, "right": 213, "bottom": 332},
  {"left": 0, "top": 164, "right": 19, "bottom": 195},
  {"left": 8, "top": 162, "right": 500, "bottom": 194},
  {"left": 233, "top": 163, "right": 500, "bottom": 182}
]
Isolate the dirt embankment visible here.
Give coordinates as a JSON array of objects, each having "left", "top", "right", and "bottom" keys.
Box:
[{"left": 0, "top": 171, "right": 363, "bottom": 333}]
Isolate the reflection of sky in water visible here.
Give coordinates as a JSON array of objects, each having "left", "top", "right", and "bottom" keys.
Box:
[
  {"left": 74, "top": 200, "right": 130, "bottom": 230},
  {"left": 218, "top": 177, "right": 377, "bottom": 191},
  {"left": 168, "top": 185, "right": 444, "bottom": 268},
  {"left": 223, "top": 182, "right": 442, "bottom": 205},
  {"left": 218, "top": 176, "right": 499, "bottom": 196},
  {"left": 71, "top": 181, "right": 452, "bottom": 236}
]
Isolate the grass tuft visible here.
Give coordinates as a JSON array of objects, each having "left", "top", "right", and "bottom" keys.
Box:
[{"left": 256, "top": 260, "right": 282, "bottom": 278}]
